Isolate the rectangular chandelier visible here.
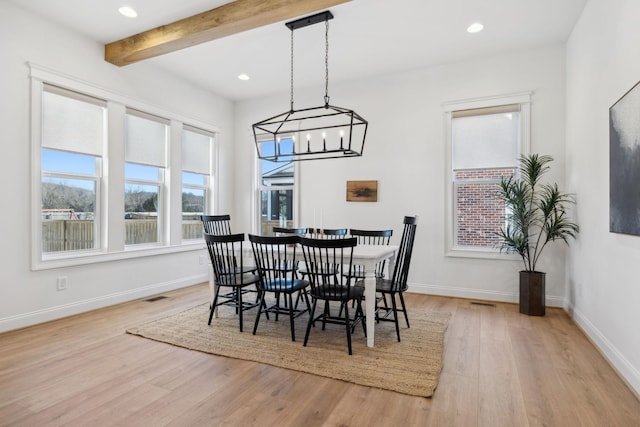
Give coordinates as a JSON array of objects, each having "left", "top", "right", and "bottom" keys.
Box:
[{"left": 252, "top": 11, "right": 368, "bottom": 162}]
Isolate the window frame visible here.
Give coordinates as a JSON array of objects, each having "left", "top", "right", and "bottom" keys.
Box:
[
  {"left": 443, "top": 92, "right": 531, "bottom": 259},
  {"left": 124, "top": 109, "right": 169, "bottom": 247},
  {"left": 252, "top": 133, "right": 299, "bottom": 235},
  {"left": 181, "top": 124, "right": 215, "bottom": 241},
  {"left": 41, "top": 152, "right": 102, "bottom": 253},
  {"left": 30, "top": 64, "right": 219, "bottom": 270}
]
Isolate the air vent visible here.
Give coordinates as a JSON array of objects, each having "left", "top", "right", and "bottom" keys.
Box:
[
  {"left": 145, "top": 295, "right": 168, "bottom": 302},
  {"left": 470, "top": 301, "right": 496, "bottom": 307}
]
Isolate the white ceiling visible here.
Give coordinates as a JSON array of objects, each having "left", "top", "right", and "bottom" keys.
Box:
[{"left": 9, "top": 0, "right": 587, "bottom": 101}]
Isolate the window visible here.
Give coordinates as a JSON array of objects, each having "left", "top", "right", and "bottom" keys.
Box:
[
  {"left": 124, "top": 110, "right": 168, "bottom": 246},
  {"left": 31, "top": 65, "right": 219, "bottom": 269},
  {"left": 444, "top": 93, "right": 530, "bottom": 256},
  {"left": 40, "top": 84, "right": 105, "bottom": 254},
  {"left": 182, "top": 126, "right": 213, "bottom": 240},
  {"left": 256, "top": 136, "right": 296, "bottom": 236}
]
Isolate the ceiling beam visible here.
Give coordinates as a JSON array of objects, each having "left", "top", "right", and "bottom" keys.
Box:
[{"left": 105, "top": 0, "right": 351, "bottom": 66}]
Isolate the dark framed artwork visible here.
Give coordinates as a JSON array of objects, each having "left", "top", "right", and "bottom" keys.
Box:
[
  {"left": 610, "top": 79, "right": 640, "bottom": 235},
  {"left": 346, "top": 180, "right": 378, "bottom": 202}
]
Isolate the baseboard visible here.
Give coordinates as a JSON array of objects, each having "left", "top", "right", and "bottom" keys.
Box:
[
  {"left": 565, "top": 302, "right": 640, "bottom": 398},
  {"left": 0, "top": 274, "right": 208, "bottom": 333},
  {"left": 407, "top": 282, "right": 564, "bottom": 307}
]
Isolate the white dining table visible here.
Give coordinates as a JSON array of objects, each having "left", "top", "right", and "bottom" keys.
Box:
[{"left": 207, "top": 242, "right": 398, "bottom": 347}]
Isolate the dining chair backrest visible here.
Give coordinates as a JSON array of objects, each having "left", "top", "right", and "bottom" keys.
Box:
[
  {"left": 389, "top": 216, "right": 418, "bottom": 292},
  {"left": 273, "top": 227, "right": 311, "bottom": 236},
  {"left": 248, "top": 234, "right": 301, "bottom": 291},
  {"left": 349, "top": 228, "right": 393, "bottom": 277},
  {"left": 318, "top": 228, "right": 348, "bottom": 239},
  {"left": 201, "top": 214, "right": 232, "bottom": 235},
  {"left": 349, "top": 228, "right": 393, "bottom": 245},
  {"left": 204, "top": 232, "right": 246, "bottom": 283},
  {"left": 299, "top": 237, "right": 358, "bottom": 291}
]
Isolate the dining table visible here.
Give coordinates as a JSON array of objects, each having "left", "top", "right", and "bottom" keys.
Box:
[
  {"left": 348, "top": 244, "right": 398, "bottom": 347},
  {"left": 207, "top": 241, "right": 398, "bottom": 348}
]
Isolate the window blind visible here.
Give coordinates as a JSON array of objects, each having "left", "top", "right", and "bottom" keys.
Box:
[
  {"left": 41, "top": 84, "right": 106, "bottom": 156},
  {"left": 125, "top": 110, "right": 168, "bottom": 167},
  {"left": 182, "top": 126, "right": 213, "bottom": 175},
  {"left": 452, "top": 104, "right": 521, "bottom": 170}
]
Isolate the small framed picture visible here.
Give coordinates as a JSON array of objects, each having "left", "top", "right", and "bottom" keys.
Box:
[{"left": 346, "top": 180, "right": 378, "bottom": 202}]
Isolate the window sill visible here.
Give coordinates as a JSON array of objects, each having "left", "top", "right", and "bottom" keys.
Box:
[
  {"left": 33, "top": 241, "right": 205, "bottom": 271},
  {"left": 446, "top": 246, "right": 521, "bottom": 261}
]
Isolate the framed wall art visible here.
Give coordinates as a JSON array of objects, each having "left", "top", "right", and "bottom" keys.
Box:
[
  {"left": 346, "top": 180, "right": 378, "bottom": 202},
  {"left": 610, "top": 80, "right": 640, "bottom": 236}
]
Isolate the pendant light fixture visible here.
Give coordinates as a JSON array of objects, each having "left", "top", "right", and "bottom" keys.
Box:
[{"left": 252, "top": 11, "right": 368, "bottom": 162}]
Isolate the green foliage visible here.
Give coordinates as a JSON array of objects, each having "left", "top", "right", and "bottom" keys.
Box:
[{"left": 496, "top": 154, "right": 579, "bottom": 271}]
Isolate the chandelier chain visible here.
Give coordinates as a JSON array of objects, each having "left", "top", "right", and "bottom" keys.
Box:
[
  {"left": 324, "top": 18, "right": 330, "bottom": 106},
  {"left": 290, "top": 28, "right": 294, "bottom": 111}
]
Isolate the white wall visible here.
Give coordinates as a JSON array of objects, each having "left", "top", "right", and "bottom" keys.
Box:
[
  {"left": 235, "top": 46, "right": 569, "bottom": 306},
  {"left": 0, "top": 3, "right": 235, "bottom": 331},
  {"left": 566, "top": 0, "right": 640, "bottom": 395}
]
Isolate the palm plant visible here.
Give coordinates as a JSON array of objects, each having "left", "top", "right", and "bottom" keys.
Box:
[{"left": 497, "top": 154, "right": 579, "bottom": 272}]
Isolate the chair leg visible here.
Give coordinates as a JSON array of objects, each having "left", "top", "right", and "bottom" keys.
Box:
[
  {"left": 304, "top": 299, "right": 318, "bottom": 347},
  {"left": 294, "top": 289, "right": 307, "bottom": 310},
  {"left": 288, "top": 293, "right": 296, "bottom": 342},
  {"left": 391, "top": 293, "right": 400, "bottom": 342},
  {"left": 302, "top": 289, "right": 312, "bottom": 314},
  {"left": 343, "top": 303, "right": 353, "bottom": 355},
  {"left": 322, "top": 301, "right": 330, "bottom": 330},
  {"left": 238, "top": 288, "right": 244, "bottom": 332},
  {"left": 399, "top": 292, "right": 410, "bottom": 328},
  {"left": 208, "top": 285, "right": 222, "bottom": 325},
  {"left": 261, "top": 291, "right": 270, "bottom": 320},
  {"left": 356, "top": 298, "right": 367, "bottom": 337},
  {"left": 274, "top": 292, "right": 281, "bottom": 321},
  {"left": 252, "top": 292, "right": 266, "bottom": 335}
]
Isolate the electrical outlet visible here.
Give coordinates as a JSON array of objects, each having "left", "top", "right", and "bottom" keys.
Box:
[
  {"left": 56, "top": 276, "right": 68, "bottom": 291},
  {"left": 199, "top": 255, "right": 205, "bottom": 265}
]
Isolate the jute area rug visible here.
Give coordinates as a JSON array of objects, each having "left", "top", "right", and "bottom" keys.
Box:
[{"left": 127, "top": 302, "right": 450, "bottom": 397}]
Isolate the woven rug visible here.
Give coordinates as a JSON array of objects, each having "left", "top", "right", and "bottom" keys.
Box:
[{"left": 127, "top": 302, "right": 450, "bottom": 397}]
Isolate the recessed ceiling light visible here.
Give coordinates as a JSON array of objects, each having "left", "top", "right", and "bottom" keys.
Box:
[
  {"left": 467, "top": 22, "right": 484, "bottom": 33},
  {"left": 118, "top": 6, "right": 138, "bottom": 18},
  {"left": 237, "top": 73, "right": 250, "bottom": 81}
]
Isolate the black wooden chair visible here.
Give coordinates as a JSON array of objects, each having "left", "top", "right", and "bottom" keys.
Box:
[
  {"left": 201, "top": 214, "right": 232, "bottom": 235},
  {"left": 205, "top": 233, "right": 260, "bottom": 332},
  {"left": 300, "top": 236, "right": 366, "bottom": 355},
  {"left": 298, "top": 229, "right": 347, "bottom": 280},
  {"left": 358, "top": 216, "right": 418, "bottom": 342},
  {"left": 202, "top": 215, "right": 257, "bottom": 303},
  {"left": 272, "top": 227, "right": 311, "bottom": 305},
  {"left": 249, "top": 234, "right": 311, "bottom": 341}
]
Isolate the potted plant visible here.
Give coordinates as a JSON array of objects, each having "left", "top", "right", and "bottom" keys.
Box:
[{"left": 497, "top": 154, "right": 579, "bottom": 316}]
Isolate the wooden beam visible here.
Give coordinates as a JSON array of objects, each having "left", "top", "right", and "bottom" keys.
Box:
[{"left": 105, "top": 0, "right": 352, "bottom": 66}]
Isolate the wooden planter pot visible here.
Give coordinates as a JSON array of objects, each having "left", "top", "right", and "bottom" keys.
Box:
[{"left": 519, "top": 271, "right": 545, "bottom": 316}]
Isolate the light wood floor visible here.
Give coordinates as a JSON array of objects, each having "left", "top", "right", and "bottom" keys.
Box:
[{"left": 1, "top": 283, "right": 638, "bottom": 426}]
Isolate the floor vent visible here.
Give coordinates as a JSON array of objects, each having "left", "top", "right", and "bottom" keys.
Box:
[
  {"left": 145, "top": 295, "right": 168, "bottom": 302},
  {"left": 470, "top": 301, "right": 496, "bottom": 307}
]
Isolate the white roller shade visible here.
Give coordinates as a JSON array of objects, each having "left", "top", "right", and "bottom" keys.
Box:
[
  {"left": 125, "top": 110, "right": 168, "bottom": 167},
  {"left": 452, "top": 104, "right": 520, "bottom": 170},
  {"left": 41, "top": 84, "right": 106, "bottom": 156},
  {"left": 182, "top": 126, "right": 213, "bottom": 174}
]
